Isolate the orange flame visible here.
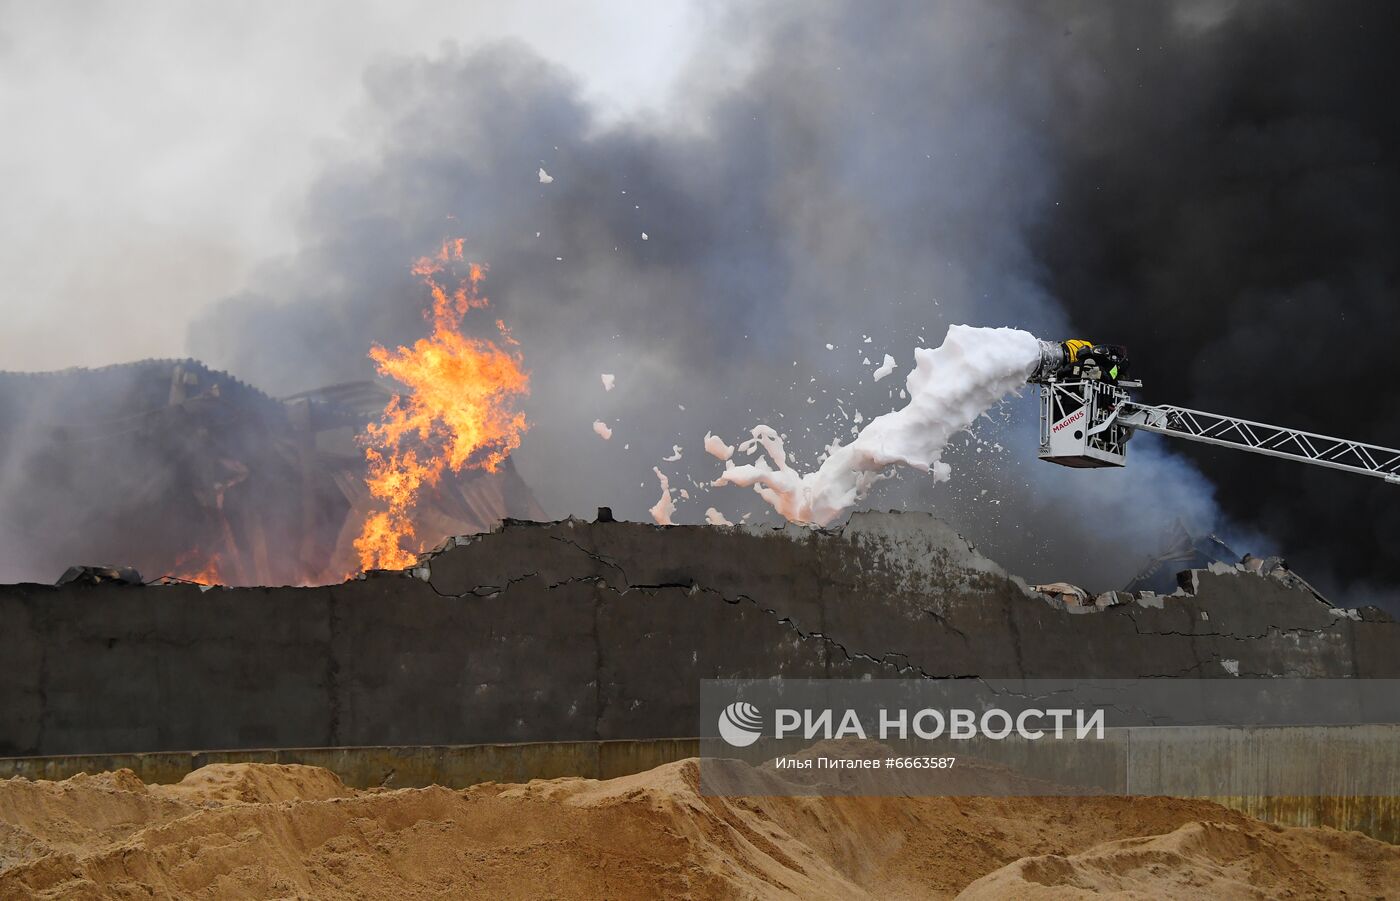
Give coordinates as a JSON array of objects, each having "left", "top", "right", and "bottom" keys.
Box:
[
  {"left": 170, "top": 549, "right": 223, "bottom": 586},
  {"left": 354, "top": 241, "right": 530, "bottom": 570}
]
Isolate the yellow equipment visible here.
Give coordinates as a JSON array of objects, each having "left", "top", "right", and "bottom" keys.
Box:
[{"left": 1064, "top": 339, "right": 1093, "bottom": 362}]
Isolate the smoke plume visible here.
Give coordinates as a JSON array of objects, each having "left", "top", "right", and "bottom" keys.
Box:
[{"left": 184, "top": 1, "right": 1400, "bottom": 606}]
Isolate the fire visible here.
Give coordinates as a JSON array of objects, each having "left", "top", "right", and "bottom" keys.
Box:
[
  {"left": 170, "top": 549, "right": 223, "bottom": 586},
  {"left": 354, "top": 240, "right": 530, "bottom": 570}
]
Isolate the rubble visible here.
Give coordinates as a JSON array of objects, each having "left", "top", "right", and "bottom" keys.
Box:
[
  {"left": 1032, "top": 581, "right": 1090, "bottom": 605},
  {"left": 1123, "top": 521, "right": 1242, "bottom": 595},
  {"left": 54, "top": 565, "right": 143, "bottom": 587},
  {"left": 1093, "top": 590, "right": 1132, "bottom": 608}
]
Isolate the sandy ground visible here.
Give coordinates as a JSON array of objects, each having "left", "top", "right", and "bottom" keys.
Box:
[{"left": 0, "top": 761, "right": 1395, "bottom": 899}]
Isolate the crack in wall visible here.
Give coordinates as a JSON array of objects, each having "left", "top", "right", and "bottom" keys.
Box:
[
  {"left": 1121, "top": 606, "right": 1345, "bottom": 642},
  {"left": 425, "top": 569, "right": 999, "bottom": 681},
  {"left": 923, "top": 607, "right": 971, "bottom": 644},
  {"left": 415, "top": 529, "right": 1372, "bottom": 691}
]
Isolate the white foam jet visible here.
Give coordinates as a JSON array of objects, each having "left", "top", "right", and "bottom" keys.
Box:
[{"left": 713, "top": 325, "right": 1040, "bottom": 526}]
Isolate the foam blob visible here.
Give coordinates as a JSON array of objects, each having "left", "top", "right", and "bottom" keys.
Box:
[
  {"left": 704, "top": 431, "right": 735, "bottom": 461},
  {"left": 705, "top": 507, "right": 733, "bottom": 526},
  {"left": 649, "top": 467, "right": 676, "bottom": 525},
  {"left": 872, "top": 353, "right": 898, "bottom": 382},
  {"left": 593, "top": 420, "right": 613, "bottom": 440},
  {"left": 713, "top": 325, "right": 1040, "bottom": 526},
  {"left": 538, "top": 167, "right": 554, "bottom": 184},
  {"left": 601, "top": 373, "right": 615, "bottom": 391}
]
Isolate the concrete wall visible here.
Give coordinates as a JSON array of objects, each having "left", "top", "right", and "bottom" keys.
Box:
[{"left": 1, "top": 512, "right": 1397, "bottom": 757}]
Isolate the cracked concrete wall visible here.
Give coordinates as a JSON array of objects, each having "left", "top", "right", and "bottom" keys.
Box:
[{"left": 1, "top": 511, "right": 1396, "bottom": 756}]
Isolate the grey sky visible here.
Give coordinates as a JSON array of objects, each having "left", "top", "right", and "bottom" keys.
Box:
[{"left": 0, "top": 0, "right": 702, "bottom": 371}]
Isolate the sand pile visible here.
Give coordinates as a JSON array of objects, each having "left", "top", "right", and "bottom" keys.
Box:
[
  {"left": 147, "top": 763, "right": 354, "bottom": 806},
  {"left": 958, "top": 819, "right": 1399, "bottom": 900},
  {"left": 1, "top": 760, "right": 1395, "bottom": 899}
]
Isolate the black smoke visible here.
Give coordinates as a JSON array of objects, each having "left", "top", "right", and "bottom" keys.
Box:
[
  {"left": 188, "top": 1, "right": 1400, "bottom": 606},
  {"left": 1031, "top": 1, "right": 1400, "bottom": 607}
]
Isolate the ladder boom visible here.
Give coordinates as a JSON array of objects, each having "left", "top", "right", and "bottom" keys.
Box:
[{"left": 1120, "top": 403, "right": 1400, "bottom": 485}]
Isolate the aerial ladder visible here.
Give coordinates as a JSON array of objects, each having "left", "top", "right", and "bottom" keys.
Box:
[{"left": 1028, "top": 340, "right": 1400, "bottom": 485}]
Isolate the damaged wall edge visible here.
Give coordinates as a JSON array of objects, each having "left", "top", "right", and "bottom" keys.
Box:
[{"left": 1, "top": 511, "right": 1396, "bottom": 757}]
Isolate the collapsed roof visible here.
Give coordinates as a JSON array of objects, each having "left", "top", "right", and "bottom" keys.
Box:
[
  {"left": 1122, "top": 521, "right": 1241, "bottom": 596},
  {"left": 0, "top": 359, "right": 543, "bottom": 586}
]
